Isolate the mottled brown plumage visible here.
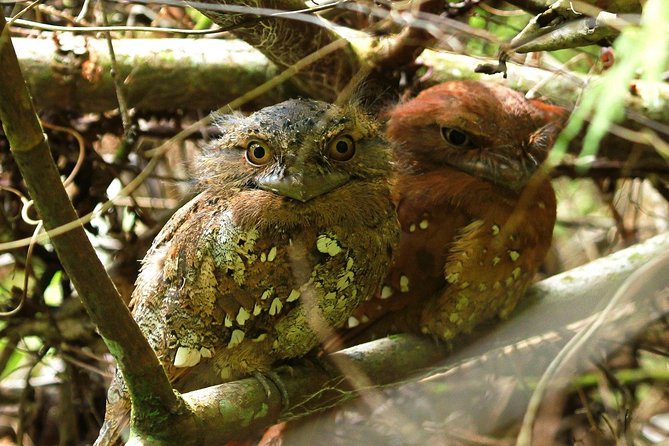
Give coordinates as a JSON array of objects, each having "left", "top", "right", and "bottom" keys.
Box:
[
  {"left": 96, "top": 99, "right": 399, "bottom": 444},
  {"left": 345, "top": 81, "right": 560, "bottom": 342}
]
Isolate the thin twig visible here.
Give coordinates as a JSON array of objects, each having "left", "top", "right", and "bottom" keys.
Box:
[
  {"left": 75, "top": 0, "right": 92, "bottom": 22},
  {"left": 5, "top": 0, "right": 40, "bottom": 25},
  {"left": 98, "top": 0, "right": 132, "bottom": 134},
  {"left": 16, "top": 355, "right": 43, "bottom": 446},
  {"left": 41, "top": 121, "right": 87, "bottom": 188},
  {"left": 479, "top": 2, "right": 527, "bottom": 17}
]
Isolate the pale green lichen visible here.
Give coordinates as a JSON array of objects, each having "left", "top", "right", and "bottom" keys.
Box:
[
  {"left": 286, "top": 289, "right": 301, "bottom": 302},
  {"left": 316, "top": 234, "right": 342, "bottom": 256},
  {"left": 456, "top": 296, "right": 469, "bottom": 311},
  {"left": 399, "top": 275, "right": 410, "bottom": 292}
]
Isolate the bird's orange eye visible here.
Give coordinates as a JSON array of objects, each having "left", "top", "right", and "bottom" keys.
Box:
[
  {"left": 327, "top": 135, "right": 356, "bottom": 161},
  {"left": 246, "top": 141, "right": 272, "bottom": 166},
  {"left": 441, "top": 127, "right": 471, "bottom": 148}
]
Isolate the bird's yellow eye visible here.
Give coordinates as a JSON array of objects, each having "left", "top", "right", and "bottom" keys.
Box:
[
  {"left": 440, "top": 127, "right": 471, "bottom": 147},
  {"left": 327, "top": 135, "right": 356, "bottom": 161},
  {"left": 245, "top": 141, "right": 272, "bottom": 166}
]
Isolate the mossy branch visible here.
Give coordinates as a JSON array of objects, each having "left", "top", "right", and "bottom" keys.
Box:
[
  {"left": 153, "top": 232, "right": 669, "bottom": 443},
  {"left": 12, "top": 37, "right": 289, "bottom": 112},
  {"left": 12, "top": 36, "right": 669, "bottom": 127}
]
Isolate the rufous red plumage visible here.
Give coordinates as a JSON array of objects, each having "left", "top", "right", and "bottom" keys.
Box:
[{"left": 344, "top": 80, "right": 562, "bottom": 343}]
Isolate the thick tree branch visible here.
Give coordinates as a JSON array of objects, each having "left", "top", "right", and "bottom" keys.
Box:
[
  {"left": 12, "top": 37, "right": 288, "bottom": 112},
  {"left": 171, "top": 232, "right": 669, "bottom": 442},
  {"left": 178, "top": 334, "right": 445, "bottom": 444},
  {"left": 0, "top": 14, "right": 187, "bottom": 441},
  {"left": 11, "top": 37, "right": 669, "bottom": 127}
]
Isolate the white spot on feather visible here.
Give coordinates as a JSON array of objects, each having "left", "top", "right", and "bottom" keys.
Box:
[
  {"left": 253, "top": 333, "right": 267, "bottom": 342},
  {"left": 337, "top": 270, "right": 355, "bottom": 291},
  {"left": 269, "top": 298, "right": 283, "bottom": 315},
  {"left": 174, "top": 347, "right": 201, "bottom": 368},
  {"left": 316, "top": 234, "right": 342, "bottom": 256},
  {"left": 267, "top": 246, "right": 277, "bottom": 262},
  {"left": 381, "top": 286, "right": 393, "bottom": 299},
  {"left": 236, "top": 307, "right": 251, "bottom": 326},
  {"left": 287, "top": 289, "right": 301, "bottom": 302},
  {"left": 220, "top": 367, "right": 232, "bottom": 380},
  {"left": 228, "top": 329, "right": 245, "bottom": 348},
  {"left": 400, "top": 275, "right": 410, "bottom": 292},
  {"left": 200, "top": 347, "right": 212, "bottom": 358}
]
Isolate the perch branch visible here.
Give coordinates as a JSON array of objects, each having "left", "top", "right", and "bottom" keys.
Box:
[{"left": 168, "top": 232, "right": 669, "bottom": 442}]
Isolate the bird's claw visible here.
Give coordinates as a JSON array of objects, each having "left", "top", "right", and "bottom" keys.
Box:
[{"left": 253, "top": 371, "right": 290, "bottom": 409}]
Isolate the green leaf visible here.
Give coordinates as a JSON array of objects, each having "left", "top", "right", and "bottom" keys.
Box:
[{"left": 550, "top": 0, "right": 669, "bottom": 171}]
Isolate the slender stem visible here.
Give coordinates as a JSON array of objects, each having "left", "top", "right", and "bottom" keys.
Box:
[
  {"left": 0, "top": 12, "right": 181, "bottom": 429},
  {"left": 99, "top": 0, "right": 132, "bottom": 133}
]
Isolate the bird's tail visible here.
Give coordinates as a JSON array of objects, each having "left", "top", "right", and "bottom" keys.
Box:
[{"left": 94, "top": 371, "right": 131, "bottom": 446}]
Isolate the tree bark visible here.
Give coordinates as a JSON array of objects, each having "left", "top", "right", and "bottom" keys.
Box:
[
  {"left": 13, "top": 37, "right": 288, "bottom": 112},
  {"left": 11, "top": 36, "right": 669, "bottom": 127}
]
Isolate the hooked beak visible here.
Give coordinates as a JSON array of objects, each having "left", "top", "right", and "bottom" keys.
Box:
[
  {"left": 257, "top": 169, "right": 351, "bottom": 202},
  {"left": 449, "top": 123, "right": 557, "bottom": 193}
]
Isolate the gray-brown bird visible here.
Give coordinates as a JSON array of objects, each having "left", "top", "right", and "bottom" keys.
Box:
[{"left": 96, "top": 98, "right": 399, "bottom": 445}]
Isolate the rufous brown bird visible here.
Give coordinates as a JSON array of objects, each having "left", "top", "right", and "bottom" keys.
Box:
[
  {"left": 95, "top": 99, "right": 399, "bottom": 445},
  {"left": 343, "top": 80, "right": 562, "bottom": 343}
]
